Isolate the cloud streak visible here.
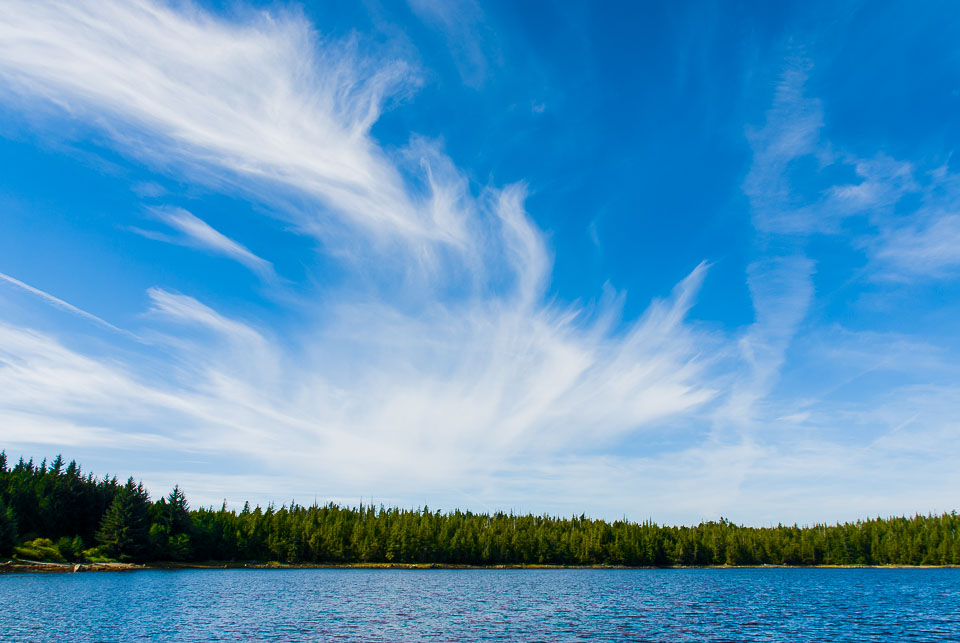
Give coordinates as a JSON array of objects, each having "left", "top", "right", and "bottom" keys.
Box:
[
  {"left": 0, "top": 0, "right": 459, "bottom": 250},
  {"left": 876, "top": 214, "right": 960, "bottom": 278},
  {"left": 138, "top": 207, "right": 277, "bottom": 281},
  {"left": 0, "top": 271, "right": 129, "bottom": 335},
  {"left": 407, "top": 0, "right": 495, "bottom": 89}
]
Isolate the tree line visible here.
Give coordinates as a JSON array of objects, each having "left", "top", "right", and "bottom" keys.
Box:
[{"left": 1, "top": 452, "right": 958, "bottom": 566}]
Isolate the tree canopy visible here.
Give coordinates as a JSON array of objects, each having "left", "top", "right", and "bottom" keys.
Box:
[{"left": 1, "top": 452, "right": 958, "bottom": 566}]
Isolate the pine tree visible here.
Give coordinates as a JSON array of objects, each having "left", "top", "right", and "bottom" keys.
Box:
[{"left": 97, "top": 478, "right": 150, "bottom": 562}]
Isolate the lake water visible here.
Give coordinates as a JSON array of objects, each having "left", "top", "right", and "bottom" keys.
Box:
[{"left": 2, "top": 568, "right": 959, "bottom": 641}]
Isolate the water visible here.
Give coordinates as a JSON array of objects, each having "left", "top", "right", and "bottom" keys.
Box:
[{"left": 2, "top": 568, "right": 959, "bottom": 641}]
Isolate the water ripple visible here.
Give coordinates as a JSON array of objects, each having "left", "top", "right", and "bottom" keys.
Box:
[{"left": 1, "top": 568, "right": 959, "bottom": 641}]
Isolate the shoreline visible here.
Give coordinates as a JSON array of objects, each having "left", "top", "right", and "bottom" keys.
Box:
[{"left": 2, "top": 559, "right": 958, "bottom": 574}]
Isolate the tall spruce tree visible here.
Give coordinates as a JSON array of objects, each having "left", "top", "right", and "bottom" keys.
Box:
[
  {"left": 97, "top": 478, "right": 150, "bottom": 562},
  {"left": 149, "top": 485, "right": 194, "bottom": 560},
  {"left": 167, "top": 486, "right": 192, "bottom": 534}
]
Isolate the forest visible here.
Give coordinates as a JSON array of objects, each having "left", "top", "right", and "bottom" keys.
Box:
[{"left": 1, "top": 452, "right": 958, "bottom": 567}]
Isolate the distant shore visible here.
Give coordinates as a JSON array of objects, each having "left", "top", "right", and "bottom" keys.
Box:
[
  {"left": 6, "top": 453, "right": 958, "bottom": 569},
  {"left": 3, "top": 559, "right": 958, "bottom": 574}
]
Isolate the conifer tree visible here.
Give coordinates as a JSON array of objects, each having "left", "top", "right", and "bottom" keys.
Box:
[
  {"left": 167, "top": 485, "right": 192, "bottom": 534},
  {"left": 4, "top": 451, "right": 960, "bottom": 567},
  {"left": 97, "top": 478, "right": 150, "bottom": 562},
  {"left": 0, "top": 498, "right": 17, "bottom": 557},
  {"left": 149, "top": 485, "right": 194, "bottom": 560}
]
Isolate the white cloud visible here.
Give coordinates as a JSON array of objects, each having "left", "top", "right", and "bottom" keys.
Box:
[
  {"left": 875, "top": 213, "right": 960, "bottom": 279},
  {"left": 743, "top": 58, "right": 828, "bottom": 235},
  {"left": 810, "top": 154, "right": 960, "bottom": 282},
  {"left": 0, "top": 271, "right": 128, "bottom": 335},
  {"left": 718, "top": 255, "right": 814, "bottom": 427},
  {"left": 138, "top": 207, "right": 277, "bottom": 281},
  {"left": 0, "top": 0, "right": 457, "bottom": 251},
  {"left": 0, "top": 322, "right": 184, "bottom": 424},
  {"left": 2, "top": 3, "right": 958, "bottom": 524},
  {"left": 406, "top": 0, "right": 494, "bottom": 89},
  {"left": 0, "top": 265, "right": 720, "bottom": 513},
  {"left": 742, "top": 56, "right": 960, "bottom": 284},
  {"left": 0, "top": 0, "right": 722, "bottom": 519},
  {"left": 825, "top": 155, "right": 917, "bottom": 216}
]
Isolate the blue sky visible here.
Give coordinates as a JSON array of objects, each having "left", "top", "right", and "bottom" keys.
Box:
[{"left": 1, "top": 0, "right": 959, "bottom": 525}]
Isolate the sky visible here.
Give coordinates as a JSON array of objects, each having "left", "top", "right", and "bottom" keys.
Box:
[{"left": 1, "top": 0, "right": 959, "bottom": 526}]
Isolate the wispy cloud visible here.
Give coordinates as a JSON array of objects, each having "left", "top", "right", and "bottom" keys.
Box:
[
  {"left": 0, "top": 0, "right": 453, "bottom": 251},
  {"left": 729, "top": 59, "right": 821, "bottom": 428},
  {"left": 743, "top": 58, "right": 828, "bottom": 235},
  {"left": 868, "top": 166, "right": 960, "bottom": 280},
  {"left": 875, "top": 214, "right": 960, "bottom": 279},
  {"left": 0, "top": 269, "right": 719, "bottom": 510},
  {"left": 0, "top": 271, "right": 128, "bottom": 335},
  {"left": 742, "top": 56, "right": 960, "bottom": 284},
  {"left": 709, "top": 53, "right": 960, "bottom": 521},
  {"left": 3, "top": 2, "right": 957, "bottom": 524},
  {"left": 406, "top": 0, "right": 495, "bottom": 89},
  {"left": 0, "top": 322, "right": 179, "bottom": 424},
  {"left": 0, "top": 0, "right": 720, "bottom": 518},
  {"left": 719, "top": 255, "right": 814, "bottom": 427},
  {"left": 135, "top": 206, "right": 277, "bottom": 281}
]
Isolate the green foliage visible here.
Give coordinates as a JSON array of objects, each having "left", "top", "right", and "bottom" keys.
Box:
[
  {"left": 55, "top": 535, "right": 85, "bottom": 562},
  {"left": 96, "top": 478, "right": 151, "bottom": 562},
  {"left": 3, "top": 452, "right": 960, "bottom": 566},
  {"left": 182, "top": 503, "right": 960, "bottom": 567},
  {"left": 0, "top": 451, "right": 121, "bottom": 548},
  {"left": 0, "top": 496, "right": 17, "bottom": 557},
  {"left": 149, "top": 485, "right": 194, "bottom": 560},
  {"left": 81, "top": 546, "right": 113, "bottom": 563},
  {"left": 13, "top": 537, "right": 65, "bottom": 563}
]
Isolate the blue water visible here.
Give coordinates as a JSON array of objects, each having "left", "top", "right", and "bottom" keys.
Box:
[{"left": 2, "top": 568, "right": 959, "bottom": 641}]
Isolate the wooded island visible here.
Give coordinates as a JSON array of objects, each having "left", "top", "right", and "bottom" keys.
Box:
[{"left": 1, "top": 453, "right": 958, "bottom": 568}]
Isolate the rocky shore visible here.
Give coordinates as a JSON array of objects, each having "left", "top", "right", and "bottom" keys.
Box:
[{"left": 0, "top": 559, "right": 144, "bottom": 573}]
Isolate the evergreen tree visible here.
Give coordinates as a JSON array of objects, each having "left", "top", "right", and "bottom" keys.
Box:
[
  {"left": 4, "top": 451, "right": 960, "bottom": 567},
  {"left": 149, "top": 486, "right": 194, "bottom": 560},
  {"left": 0, "top": 497, "right": 17, "bottom": 557},
  {"left": 167, "top": 486, "right": 192, "bottom": 534},
  {"left": 97, "top": 478, "right": 151, "bottom": 562}
]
